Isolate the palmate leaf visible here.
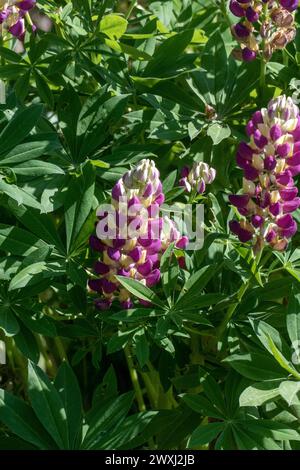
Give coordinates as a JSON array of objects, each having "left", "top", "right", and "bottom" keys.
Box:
[
  {"left": 28, "top": 362, "right": 69, "bottom": 449},
  {"left": 64, "top": 163, "right": 95, "bottom": 253},
  {"left": 142, "top": 30, "right": 195, "bottom": 78},
  {"left": 279, "top": 381, "right": 300, "bottom": 406},
  {"left": 115, "top": 275, "right": 167, "bottom": 309},
  {"left": 6, "top": 200, "right": 65, "bottom": 253},
  {"left": 0, "top": 104, "right": 43, "bottom": 155},
  {"left": 0, "top": 389, "right": 57, "bottom": 450},
  {"left": 175, "top": 264, "right": 219, "bottom": 308},
  {"left": 0, "top": 306, "right": 19, "bottom": 337},
  {"left": 100, "top": 14, "right": 128, "bottom": 39},
  {"left": 188, "top": 422, "right": 225, "bottom": 448},
  {"left": 8, "top": 261, "right": 65, "bottom": 292},
  {"left": 98, "top": 411, "right": 157, "bottom": 450},
  {"left": 187, "top": 31, "right": 228, "bottom": 111},
  {"left": 13, "top": 323, "right": 40, "bottom": 363},
  {"left": 239, "top": 381, "right": 281, "bottom": 407},
  {"left": 0, "top": 180, "right": 41, "bottom": 210},
  {"left": 286, "top": 285, "right": 300, "bottom": 347},
  {"left": 82, "top": 392, "right": 134, "bottom": 450},
  {"left": 223, "top": 351, "right": 287, "bottom": 381},
  {"left": 54, "top": 362, "right": 83, "bottom": 450},
  {"left": 0, "top": 138, "right": 60, "bottom": 166},
  {"left": 0, "top": 224, "right": 49, "bottom": 257}
]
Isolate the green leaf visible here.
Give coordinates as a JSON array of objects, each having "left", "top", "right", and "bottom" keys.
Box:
[
  {"left": 0, "top": 139, "right": 60, "bottom": 166},
  {"left": 134, "top": 329, "right": 149, "bottom": 368},
  {"left": 279, "top": 381, "right": 300, "bottom": 406},
  {"left": 0, "top": 46, "right": 24, "bottom": 63},
  {"left": 14, "top": 324, "right": 39, "bottom": 362},
  {"left": 188, "top": 422, "right": 224, "bottom": 448},
  {"left": 7, "top": 201, "right": 65, "bottom": 253},
  {"left": 0, "top": 389, "right": 57, "bottom": 450},
  {"left": 239, "top": 381, "right": 281, "bottom": 407},
  {"left": 8, "top": 261, "right": 64, "bottom": 291},
  {"left": 287, "top": 285, "right": 300, "bottom": 348},
  {"left": 0, "top": 105, "right": 43, "bottom": 155},
  {"left": 174, "top": 293, "right": 226, "bottom": 312},
  {"left": 107, "top": 330, "right": 136, "bottom": 354},
  {"left": 207, "top": 122, "right": 231, "bottom": 145},
  {"left": 34, "top": 71, "right": 54, "bottom": 108},
  {"left": 14, "top": 71, "right": 31, "bottom": 103},
  {"left": 176, "top": 264, "right": 218, "bottom": 308},
  {"left": 250, "top": 319, "right": 291, "bottom": 359},
  {"left": 12, "top": 160, "right": 64, "bottom": 176},
  {"left": 0, "top": 306, "right": 19, "bottom": 337},
  {"left": 109, "top": 308, "right": 161, "bottom": 323},
  {"left": 115, "top": 276, "right": 166, "bottom": 309},
  {"left": 143, "top": 30, "right": 194, "bottom": 78},
  {"left": 181, "top": 394, "right": 224, "bottom": 419},
  {"left": 82, "top": 392, "right": 134, "bottom": 450},
  {"left": 0, "top": 180, "right": 41, "bottom": 210},
  {"left": 224, "top": 352, "right": 287, "bottom": 381},
  {"left": 239, "top": 419, "right": 300, "bottom": 442},
  {"left": 0, "top": 224, "right": 49, "bottom": 257},
  {"left": 160, "top": 242, "right": 178, "bottom": 307},
  {"left": 64, "top": 163, "right": 95, "bottom": 252},
  {"left": 162, "top": 170, "right": 177, "bottom": 194},
  {"left": 100, "top": 14, "right": 128, "bottom": 39},
  {"left": 54, "top": 362, "right": 82, "bottom": 449},
  {"left": 189, "top": 31, "right": 227, "bottom": 110},
  {"left": 28, "top": 362, "right": 69, "bottom": 449},
  {"left": 266, "top": 334, "right": 300, "bottom": 380}
]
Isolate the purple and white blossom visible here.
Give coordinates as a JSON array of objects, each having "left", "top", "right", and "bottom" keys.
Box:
[
  {"left": 179, "top": 162, "right": 216, "bottom": 195},
  {"left": 0, "top": 0, "right": 36, "bottom": 40},
  {"left": 88, "top": 159, "right": 188, "bottom": 310},
  {"left": 230, "top": 0, "right": 298, "bottom": 61},
  {"left": 229, "top": 95, "right": 300, "bottom": 252}
]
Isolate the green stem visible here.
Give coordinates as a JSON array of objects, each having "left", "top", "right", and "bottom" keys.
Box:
[
  {"left": 259, "top": 3, "right": 269, "bottom": 97},
  {"left": 220, "top": 0, "right": 232, "bottom": 29},
  {"left": 260, "top": 58, "right": 266, "bottom": 92},
  {"left": 124, "top": 344, "right": 146, "bottom": 412},
  {"left": 54, "top": 337, "right": 68, "bottom": 363},
  {"left": 25, "top": 12, "right": 33, "bottom": 27},
  {"left": 126, "top": 0, "right": 137, "bottom": 19},
  {"left": 6, "top": 338, "right": 27, "bottom": 387},
  {"left": 216, "top": 250, "right": 263, "bottom": 341},
  {"left": 190, "top": 333, "right": 204, "bottom": 365},
  {"left": 36, "top": 335, "right": 57, "bottom": 376},
  {"left": 141, "top": 371, "right": 159, "bottom": 409},
  {"left": 216, "top": 280, "right": 250, "bottom": 341}
]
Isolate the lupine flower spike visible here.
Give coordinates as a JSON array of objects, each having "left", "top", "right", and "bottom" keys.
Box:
[
  {"left": 88, "top": 159, "right": 189, "bottom": 310},
  {"left": 229, "top": 95, "right": 300, "bottom": 253},
  {"left": 179, "top": 162, "right": 216, "bottom": 196},
  {"left": 0, "top": 0, "right": 36, "bottom": 40},
  {"left": 230, "top": 0, "right": 299, "bottom": 62}
]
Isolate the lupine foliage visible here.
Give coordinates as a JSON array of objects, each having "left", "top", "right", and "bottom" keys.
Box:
[{"left": 1, "top": 0, "right": 300, "bottom": 451}]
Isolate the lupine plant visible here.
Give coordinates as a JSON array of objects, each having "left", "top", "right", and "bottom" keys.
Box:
[{"left": 1, "top": 0, "right": 300, "bottom": 452}]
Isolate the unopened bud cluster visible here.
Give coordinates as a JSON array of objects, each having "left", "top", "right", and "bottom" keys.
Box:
[{"left": 179, "top": 162, "right": 216, "bottom": 195}]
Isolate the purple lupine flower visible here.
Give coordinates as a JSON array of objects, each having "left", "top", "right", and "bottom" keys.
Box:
[
  {"left": 179, "top": 162, "right": 216, "bottom": 195},
  {"left": 9, "top": 18, "right": 25, "bottom": 39},
  {"left": 229, "top": 95, "right": 300, "bottom": 253},
  {"left": 17, "top": 0, "right": 36, "bottom": 10},
  {"left": 1, "top": 0, "right": 36, "bottom": 40},
  {"left": 89, "top": 159, "right": 188, "bottom": 309},
  {"left": 230, "top": 0, "right": 298, "bottom": 62}
]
